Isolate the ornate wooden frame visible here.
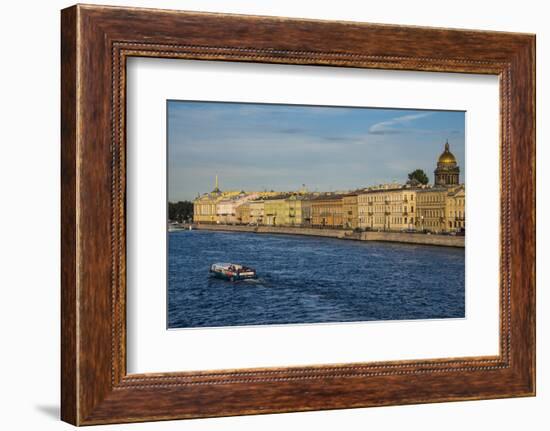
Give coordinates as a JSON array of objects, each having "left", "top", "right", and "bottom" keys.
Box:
[{"left": 61, "top": 4, "right": 535, "bottom": 425}]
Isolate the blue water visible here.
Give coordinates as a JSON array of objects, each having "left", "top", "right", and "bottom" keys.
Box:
[{"left": 168, "top": 230, "right": 465, "bottom": 328}]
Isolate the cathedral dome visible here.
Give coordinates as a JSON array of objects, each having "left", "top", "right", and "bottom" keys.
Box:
[
  {"left": 434, "top": 140, "right": 460, "bottom": 187},
  {"left": 437, "top": 141, "right": 457, "bottom": 166}
]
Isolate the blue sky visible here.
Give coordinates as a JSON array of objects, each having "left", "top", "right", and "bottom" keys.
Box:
[{"left": 168, "top": 100, "right": 465, "bottom": 201}]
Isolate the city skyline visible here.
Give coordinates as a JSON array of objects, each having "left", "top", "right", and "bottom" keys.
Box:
[{"left": 168, "top": 100, "right": 465, "bottom": 201}]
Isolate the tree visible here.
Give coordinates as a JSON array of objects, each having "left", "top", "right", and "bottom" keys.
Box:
[
  {"left": 168, "top": 201, "right": 194, "bottom": 223},
  {"left": 408, "top": 169, "right": 429, "bottom": 185}
]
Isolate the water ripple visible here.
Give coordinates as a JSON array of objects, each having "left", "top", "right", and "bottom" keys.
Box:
[{"left": 168, "top": 230, "right": 465, "bottom": 328}]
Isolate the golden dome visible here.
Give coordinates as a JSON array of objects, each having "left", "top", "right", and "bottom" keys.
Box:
[{"left": 438, "top": 141, "right": 457, "bottom": 165}]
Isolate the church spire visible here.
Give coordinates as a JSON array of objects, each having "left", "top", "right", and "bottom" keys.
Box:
[{"left": 212, "top": 174, "right": 221, "bottom": 193}]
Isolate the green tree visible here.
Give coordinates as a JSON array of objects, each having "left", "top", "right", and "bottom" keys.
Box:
[
  {"left": 168, "top": 201, "right": 194, "bottom": 222},
  {"left": 407, "top": 169, "right": 429, "bottom": 185}
]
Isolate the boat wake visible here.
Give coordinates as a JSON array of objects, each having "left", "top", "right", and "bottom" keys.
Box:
[
  {"left": 240, "top": 277, "right": 262, "bottom": 283},
  {"left": 236, "top": 277, "right": 268, "bottom": 286}
]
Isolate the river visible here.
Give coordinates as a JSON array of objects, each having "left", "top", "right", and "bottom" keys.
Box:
[{"left": 168, "top": 230, "right": 465, "bottom": 329}]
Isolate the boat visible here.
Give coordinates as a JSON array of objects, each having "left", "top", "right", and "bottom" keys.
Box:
[
  {"left": 210, "top": 263, "right": 257, "bottom": 281},
  {"left": 168, "top": 222, "right": 185, "bottom": 232}
]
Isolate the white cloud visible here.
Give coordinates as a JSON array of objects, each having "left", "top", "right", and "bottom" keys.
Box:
[{"left": 368, "top": 112, "right": 432, "bottom": 135}]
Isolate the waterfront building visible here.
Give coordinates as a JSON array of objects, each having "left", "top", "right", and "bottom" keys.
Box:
[
  {"left": 416, "top": 185, "right": 466, "bottom": 233},
  {"left": 445, "top": 185, "right": 466, "bottom": 231},
  {"left": 342, "top": 194, "right": 358, "bottom": 229},
  {"left": 357, "top": 186, "right": 417, "bottom": 231},
  {"left": 248, "top": 200, "right": 265, "bottom": 225},
  {"left": 193, "top": 176, "right": 224, "bottom": 224},
  {"left": 216, "top": 192, "right": 259, "bottom": 224},
  {"left": 301, "top": 200, "right": 312, "bottom": 226},
  {"left": 193, "top": 194, "right": 220, "bottom": 224},
  {"left": 193, "top": 176, "right": 279, "bottom": 224},
  {"left": 311, "top": 195, "right": 344, "bottom": 228},
  {"left": 416, "top": 141, "right": 465, "bottom": 233},
  {"left": 216, "top": 199, "right": 235, "bottom": 224},
  {"left": 192, "top": 140, "right": 464, "bottom": 232},
  {"left": 193, "top": 177, "right": 249, "bottom": 224},
  {"left": 299, "top": 194, "right": 313, "bottom": 225},
  {"left": 264, "top": 198, "right": 286, "bottom": 226},
  {"left": 263, "top": 194, "right": 312, "bottom": 226},
  {"left": 415, "top": 187, "right": 447, "bottom": 233},
  {"left": 235, "top": 202, "right": 251, "bottom": 224}
]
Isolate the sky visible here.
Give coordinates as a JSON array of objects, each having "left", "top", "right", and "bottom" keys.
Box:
[{"left": 168, "top": 100, "right": 465, "bottom": 202}]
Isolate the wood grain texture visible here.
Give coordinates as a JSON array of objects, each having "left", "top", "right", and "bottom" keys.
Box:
[
  {"left": 60, "top": 4, "right": 536, "bottom": 425},
  {"left": 60, "top": 5, "right": 78, "bottom": 425}
]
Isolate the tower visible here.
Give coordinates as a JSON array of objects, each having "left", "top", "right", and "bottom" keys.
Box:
[
  {"left": 212, "top": 175, "right": 221, "bottom": 193},
  {"left": 434, "top": 140, "right": 460, "bottom": 186}
]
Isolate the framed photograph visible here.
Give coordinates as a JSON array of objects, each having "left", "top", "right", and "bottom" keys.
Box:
[{"left": 61, "top": 4, "right": 535, "bottom": 425}]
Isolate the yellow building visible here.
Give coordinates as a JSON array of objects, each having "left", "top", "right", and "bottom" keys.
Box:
[
  {"left": 236, "top": 202, "right": 251, "bottom": 224},
  {"left": 193, "top": 185, "right": 223, "bottom": 224},
  {"left": 342, "top": 194, "right": 358, "bottom": 229},
  {"left": 357, "top": 186, "right": 417, "bottom": 231},
  {"left": 311, "top": 195, "right": 344, "bottom": 228},
  {"left": 416, "top": 185, "right": 465, "bottom": 233},
  {"left": 216, "top": 192, "right": 259, "bottom": 224},
  {"left": 445, "top": 185, "right": 466, "bottom": 232},
  {"left": 193, "top": 176, "right": 247, "bottom": 224},
  {"left": 302, "top": 201, "right": 312, "bottom": 226},
  {"left": 263, "top": 195, "right": 311, "bottom": 226},
  {"left": 193, "top": 176, "right": 283, "bottom": 225},
  {"left": 264, "top": 198, "right": 284, "bottom": 226},
  {"left": 248, "top": 200, "right": 265, "bottom": 225},
  {"left": 192, "top": 144, "right": 465, "bottom": 233},
  {"left": 415, "top": 187, "right": 447, "bottom": 233},
  {"left": 416, "top": 141, "right": 466, "bottom": 233}
]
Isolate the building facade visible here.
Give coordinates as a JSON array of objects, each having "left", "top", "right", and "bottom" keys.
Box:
[
  {"left": 248, "top": 200, "right": 265, "bottom": 225},
  {"left": 262, "top": 195, "right": 312, "bottom": 226},
  {"left": 416, "top": 185, "right": 465, "bottom": 233},
  {"left": 216, "top": 192, "right": 258, "bottom": 224},
  {"left": 415, "top": 187, "right": 448, "bottom": 233},
  {"left": 193, "top": 182, "right": 223, "bottom": 224},
  {"left": 193, "top": 177, "right": 281, "bottom": 224},
  {"left": 301, "top": 200, "right": 313, "bottom": 226},
  {"left": 416, "top": 141, "right": 465, "bottom": 233},
  {"left": 191, "top": 142, "right": 464, "bottom": 233},
  {"left": 311, "top": 195, "right": 344, "bottom": 228},
  {"left": 216, "top": 199, "right": 237, "bottom": 225},
  {"left": 264, "top": 198, "right": 286, "bottom": 226},
  {"left": 193, "top": 195, "right": 220, "bottom": 223},
  {"left": 342, "top": 194, "right": 358, "bottom": 229},
  {"left": 235, "top": 202, "right": 251, "bottom": 224},
  {"left": 445, "top": 185, "right": 466, "bottom": 231},
  {"left": 357, "top": 186, "right": 417, "bottom": 231}
]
